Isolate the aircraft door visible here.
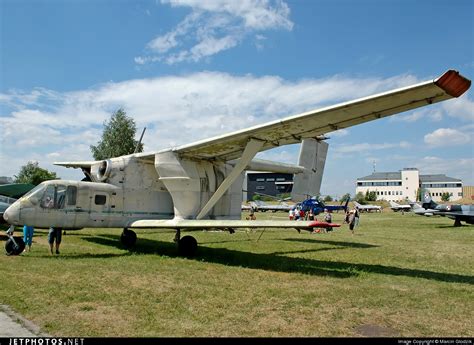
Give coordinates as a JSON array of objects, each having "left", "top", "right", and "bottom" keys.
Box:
[{"left": 89, "top": 192, "right": 110, "bottom": 227}]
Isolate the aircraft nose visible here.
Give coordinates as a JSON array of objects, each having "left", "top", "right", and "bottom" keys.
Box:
[{"left": 3, "top": 202, "right": 20, "bottom": 225}]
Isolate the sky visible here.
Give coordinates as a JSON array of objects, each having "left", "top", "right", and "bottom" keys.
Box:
[{"left": 0, "top": 0, "right": 473, "bottom": 198}]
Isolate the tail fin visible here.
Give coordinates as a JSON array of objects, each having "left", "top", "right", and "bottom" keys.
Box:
[
  {"left": 291, "top": 139, "right": 328, "bottom": 202},
  {"left": 343, "top": 197, "right": 350, "bottom": 211},
  {"left": 422, "top": 190, "right": 438, "bottom": 209}
]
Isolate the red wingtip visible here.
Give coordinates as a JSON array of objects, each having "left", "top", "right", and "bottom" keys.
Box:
[{"left": 435, "top": 70, "right": 471, "bottom": 98}]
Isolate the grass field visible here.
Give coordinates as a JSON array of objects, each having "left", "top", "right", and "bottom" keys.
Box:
[{"left": 1, "top": 212, "right": 473, "bottom": 337}]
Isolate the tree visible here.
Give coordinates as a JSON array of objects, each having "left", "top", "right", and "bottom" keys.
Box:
[
  {"left": 355, "top": 192, "right": 366, "bottom": 204},
  {"left": 365, "top": 191, "right": 377, "bottom": 201},
  {"left": 341, "top": 193, "right": 351, "bottom": 202},
  {"left": 90, "top": 108, "right": 144, "bottom": 160},
  {"left": 15, "top": 161, "right": 58, "bottom": 186},
  {"left": 323, "top": 195, "right": 333, "bottom": 202},
  {"left": 441, "top": 192, "right": 451, "bottom": 202}
]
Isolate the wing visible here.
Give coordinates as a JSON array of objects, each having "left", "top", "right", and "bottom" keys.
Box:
[
  {"left": 128, "top": 219, "right": 340, "bottom": 231},
  {"left": 53, "top": 161, "right": 97, "bottom": 169},
  {"left": 149, "top": 70, "right": 469, "bottom": 161}
]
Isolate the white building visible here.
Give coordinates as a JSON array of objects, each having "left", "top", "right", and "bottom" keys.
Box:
[{"left": 356, "top": 168, "right": 463, "bottom": 202}]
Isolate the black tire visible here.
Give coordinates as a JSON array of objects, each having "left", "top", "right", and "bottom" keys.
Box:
[
  {"left": 5, "top": 237, "right": 26, "bottom": 256},
  {"left": 121, "top": 229, "right": 137, "bottom": 248},
  {"left": 178, "top": 235, "right": 198, "bottom": 257}
]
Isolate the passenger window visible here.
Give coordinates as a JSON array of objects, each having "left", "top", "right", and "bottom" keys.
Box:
[
  {"left": 95, "top": 194, "right": 107, "bottom": 205},
  {"left": 66, "top": 186, "right": 77, "bottom": 206}
]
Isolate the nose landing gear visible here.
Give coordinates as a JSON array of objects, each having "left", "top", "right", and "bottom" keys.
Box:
[{"left": 4, "top": 229, "right": 26, "bottom": 256}]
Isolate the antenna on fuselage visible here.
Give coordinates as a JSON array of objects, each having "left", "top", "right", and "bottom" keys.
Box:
[{"left": 134, "top": 127, "right": 146, "bottom": 153}]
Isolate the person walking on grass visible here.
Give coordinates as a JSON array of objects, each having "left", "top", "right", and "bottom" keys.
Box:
[
  {"left": 48, "top": 227, "right": 62, "bottom": 255},
  {"left": 22, "top": 225, "right": 34, "bottom": 252}
]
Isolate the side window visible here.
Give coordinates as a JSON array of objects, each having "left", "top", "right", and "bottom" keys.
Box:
[
  {"left": 66, "top": 186, "right": 77, "bottom": 206},
  {"left": 41, "top": 185, "right": 56, "bottom": 209},
  {"left": 95, "top": 194, "right": 107, "bottom": 205},
  {"left": 56, "top": 186, "right": 67, "bottom": 209}
]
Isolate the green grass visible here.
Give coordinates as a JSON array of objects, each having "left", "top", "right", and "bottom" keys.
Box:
[{"left": 1, "top": 212, "right": 473, "bottom": 337}]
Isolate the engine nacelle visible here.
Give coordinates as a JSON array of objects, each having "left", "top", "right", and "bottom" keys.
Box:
[{"left": 90, "top": 159, "right": 125, "bottom": 184}]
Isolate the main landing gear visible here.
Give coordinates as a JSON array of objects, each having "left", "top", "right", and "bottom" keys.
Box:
[
  {"left": 121, "top": 228, "right": 137, "bottom": 248},
  {"left": 121, "top": 228, "right": 198, "bottom": 257},
  {"left": 174, "top": 229, "right": 198, "bottom": 257}
]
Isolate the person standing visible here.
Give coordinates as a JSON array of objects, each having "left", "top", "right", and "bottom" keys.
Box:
[
  {"left": 23, "top": 225, "right": 34, "bottom": 252},
  {"left": 48, "top": 227, "right": 62, "bottom": 255},
  {"left": 323, "top": 209, "right": 333, "bottom": 232}
]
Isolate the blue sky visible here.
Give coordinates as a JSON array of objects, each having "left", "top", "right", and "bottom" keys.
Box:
[{"left": 1, "top": 0, "right": 473, "bottom": 198}]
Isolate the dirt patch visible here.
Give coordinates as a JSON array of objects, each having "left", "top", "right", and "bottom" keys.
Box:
[{"left": 355, "top": 324, "right": 398, "bottom": 337}]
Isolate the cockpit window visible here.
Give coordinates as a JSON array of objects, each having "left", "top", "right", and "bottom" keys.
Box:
[
  {"left": 21, "top": 184, "right": 46, "bottom": 200},
  {"left": 41, "top": 185, "right": 56, "bottom": 209},
  {"left": 39, "top": 184, "right": 74, "bottom": 209}
]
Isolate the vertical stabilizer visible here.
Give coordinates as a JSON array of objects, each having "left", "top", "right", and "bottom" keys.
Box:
[{"left": 291, "top": 139, "right": 328, "bottom": 202}]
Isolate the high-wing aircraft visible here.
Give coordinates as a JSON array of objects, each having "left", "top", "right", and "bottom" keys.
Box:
[
  {"left": 3, "top": 69, "right": 470, "bottom": 255},
  {"left": 352, "top": 201, "right": 382, "bottom": 213},
  {"left": 389, "top": 201, "right": 412, "bottom": 212},
  {"left": 416, "top": 191, "right": 474, "bottom": 226}
]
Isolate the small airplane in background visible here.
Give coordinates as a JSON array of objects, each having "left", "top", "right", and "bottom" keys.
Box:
[
  {"left": 416, "top": 191, "right": 474, "bottom": 227},
  {"left": 353, "top": 201, "right": 382, "bottom": 213},
  {"left": 3, "top": 69, "right": 470, "bottom": 256},
  {"left": 249, "top": 200, "right": 293, "bottom": 213},
  {"left": 410, "top": 202, "right": 436, "bottom": 216},
  {"left": 242, "top": 191, "right": 293, "bottom": 213},
  {"left": 298, "top": 197, "right": 350, "bottom": 215},
  {"left": 389, "top": 201, "right": 412, "bottom": 212}
]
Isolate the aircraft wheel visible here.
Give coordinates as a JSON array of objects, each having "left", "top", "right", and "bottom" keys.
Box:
[
  {"left": 178, "top": 235, "right": 197, "bottom": 257},
  {"left": 5, "top": 237, "right": 26, "bottom": 256},
  {"left": 121, "top": 229, "right": 137, "bottom": 248}
]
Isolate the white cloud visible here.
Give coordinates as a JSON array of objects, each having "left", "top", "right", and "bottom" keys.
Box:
[
  {"left": 136, "top": 0, "right": 293, "bottom": 64},
  {"left": 442, "top": 96, "right": 474, "bottom": 122},
  {"left": 414, "top": 156, "right": 474, "bottom": 183},
  {"left": 333, "top": 141, "right": 411, "bottom": 154},
  {"left": 0, "top": 71, "right": 444, "bottom": 180},
  {"left": 423, "top": 128, "right": 471, "bottom": 147}
]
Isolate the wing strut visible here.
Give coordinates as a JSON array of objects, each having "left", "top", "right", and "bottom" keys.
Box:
[{"left": 196, "top": 138, "right": 264, "bottom": 220}]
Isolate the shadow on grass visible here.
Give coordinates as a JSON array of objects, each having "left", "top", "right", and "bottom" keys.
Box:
[
  {"left": 81, "top": 234, "right": 474, "bottom": 284},
  {"left": 282, "top": 238, "right": 379, "bottom": 249}
]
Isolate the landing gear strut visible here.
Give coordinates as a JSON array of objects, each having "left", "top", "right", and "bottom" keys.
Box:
[
  {"left": 4, "top": 229, "right": 25, "bottom": 256},
  {"left": 121, "top": 228, "right": 137, "bottom": 248},
  {"left": 174, "top": 229, "right": 197, "bottom": 257}
]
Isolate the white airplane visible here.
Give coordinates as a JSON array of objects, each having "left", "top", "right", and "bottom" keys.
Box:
[
  {"left": 249, "top": 200, "right": 294, "bottom": 213},
  {"left": 389, "top": 201, "right": 412, "bottom": 212},
  {"left": 3, "top": 69, "right": 470, "bottom": 256},
  {"left": 352, "top": 201, "right": 382, "bottom": 213}
]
